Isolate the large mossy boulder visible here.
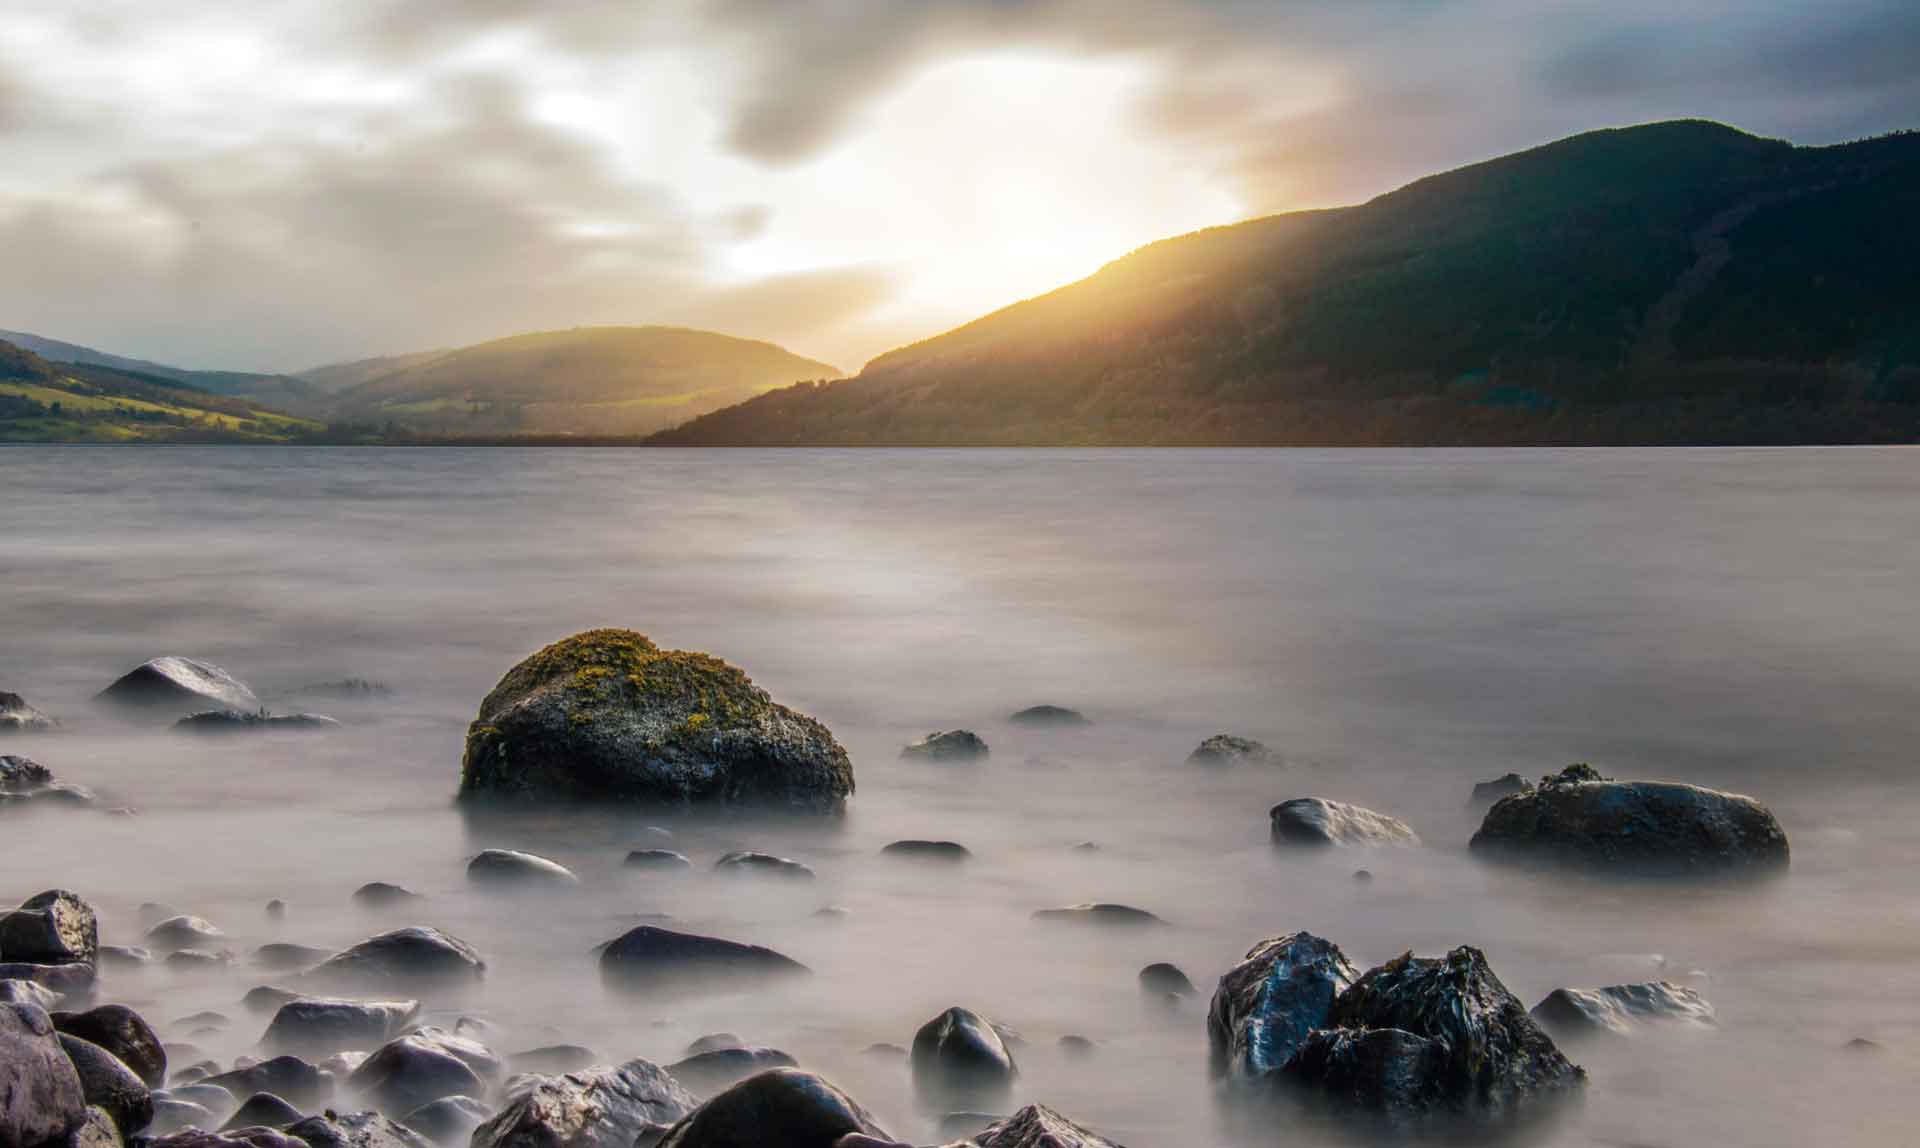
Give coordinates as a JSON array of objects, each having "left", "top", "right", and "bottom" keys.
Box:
[
  {"left": 1470, "top": 764, "right": 1789, "bottom": 877},
  {"left": 459, "top": 630, "right": 852, "bottom": 813}
]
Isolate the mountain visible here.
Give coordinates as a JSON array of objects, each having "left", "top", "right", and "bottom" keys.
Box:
[
  {"left": 0, "top": 328, "right": 327, "bottom": 412},
  {"left": 0, "top": 339, "right": 325, "bottom": 442},
  {"left": 294, "top": 350, "right": 452, "bottom": 393},
  {"left": 653, "top": 121, "right": 1920, "bottom": 446},
  {"left": 323, "top": 326, "right": 841, "bottom": 436}
]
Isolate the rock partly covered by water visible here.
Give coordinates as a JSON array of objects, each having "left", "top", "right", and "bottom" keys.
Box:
[
  {"left": 0, "top": 1003, "right": 86, "bottom": 1148},
  {"left": 1139, "top": 962, "right": 1196, "bottom": 997},
  {"left": 0, "top": 754, "right": 54, "bottom": 792},
  {"left": 599, "top": 926, "right": 808, "bottom": 992},
  {"left": 285, "top": 1109, "right": 430, "bottom": 1148},
  {"left": 467, "top": 849, "right": 579, "bottom": 888},
  {"left": 1031, "top": 904, "right": 1165, "bottom": 928},
  {"left": 221, "top": 1092, "right": 306, "bottom": 1132},
  {"left": 1530, "top": 981, "right": 1716, "bottom": 1039},
  {"left": 900, "top": 730, "right": 989, "bottom": 762},
  {"left": 306, "top": 928, "right": 486, "bottom": 991},
  {"left": 347, "top": 1028, "right": 501, "bottom": 1116},
  {"left": 911, "top": 1007, "right": 1018, "bottom": 1106},
  {"left": 472, "top": 1059, "right": 695, "bottom": 1148},
  {"left": 1007, "top": 705, "right": 1089, "bottom": 727},
  {"left": 623, "top": 850, "right": 692, "bottom": 871},
  {"left": 96, "top": 658, "right": 260, "bottom": 714},
  {"left": 711, "top": 852, "right": 813, "bottom": 880},
  {"left": 881, "top": 840, "right": 971, "bottom": 862},
  {"left": 1469, "top": 773, "right": 1530, "bottom": 807},
  {"left": 663, "top": 1047, "right": 798, "bottom": 1095},
  {"left": 1269, "top": 798, "right": 1419, "bottom": 848},
  {"left": 397, "top": 1095, "right": 487, "bottom": 1147},
  {"left": 0, "top": 692, "right": 57, "bottom": 732},
  {"left": 58, "top": 1031, "right": 153, "bottom": 1136},
  {"left": 654, "top": 1069, "right": 892, "bottom": 1148},
  {"left": 1186, "top": 735, "right": 1277, "bottom": 767},
  {"left": 54, "top": 1006, "right": 166, "bottom": 1089},
  {"left": 262, "top": 998, "right": 420, "bottom": 1055},
  {"left": 1470, "top": 764, "right": 1790, "bottom": 877},
  {"left": 459, "top": 630, "right": 853, "bottom": 812},
  {"left": 0, "top": 889, "right": 98, "bottom": 965},
  {"left": 205, "top": 1056, "right": 330, "bottom": 1110},
  {"left": 145, "top": 915, "right": 223, "bottom": 952},
  {"left": 1208, "top": 932, "right": 1357, "bottom": 1081},
  {"left": 972, "top": 1104, "right": 1126, "bottom": 1148},
  {"left": 174, "top": 711, "right": 341, "bottom": 734}
]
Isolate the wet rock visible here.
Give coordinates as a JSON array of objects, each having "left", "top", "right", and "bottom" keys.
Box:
[
  {"left": 505, "top": 1046, "right": 595, "bottom": 1075},
  {"left": 262, "top": 999, "right": 421, "bottom": 1056},
  {"left": 458, "top": 630, "right": 853, "bottom": 813},
  {"left": 663, "top": 1048, "right": 797, "bottom": 1095},
  {"left": 146, "top": 916, "right": 224, "bottom": 953},
  {"left": 0, "top": 889, "right": 98, "bottom": 965},
  {"left": 284, "top": 1109, "right": 429, "bottom": 1148},
  {"left": 0, "top": 753, "right": 55, "bottom": 792},
  {"left": 97, "top": 658, "right": 260, "bottom": 715},
  {"left": 467, "top": 850, "right": 579, "bottom": 888},
  {"left": 1137, "top": 963, "right": 1195, "bottom": 997},
  {"left": 174, "top": 712, "right": 341, "bottom": 735},
  {"left": 711, "top": 852, "right": 813, "bottom": 880},
  {"left": 1469, "top": 773, "right": 1530, "bottom": 808},
  {"left": 165, "top": 950, "right": 235, "bottom": 973},
  {"left": 1470, "top": 765, "right": 1790, "bottom": 878},
  {"left": 471, "top": 1059, "right": 695, "bottom": 1148},
  {"left": 1007, "top": 706, "right": 1088, "bottom": 727},
  {"left": 911, "top": 1007, "right": 1017, "bottom": 1106},
  {"left": 1057, "top": 1035, "right": 1096, "bottom": 1058},
  {"left": 246, "top": 987, "right": 306, "bottom": 1015},
  {"left": 652, "top": 1068, "right": 888, "bottom": 1148},
  {"left": 205, "top": 1056, "right": 329, "bottom": 1110},
  {"left": 0, "top": 979, "right": 61, "bottom": 1009},
  {"left": 1208, "top": 932, "right": 1356, "bottom": 1082},
  {"left": 900, "top": 731, "right": 988, "bottom": 763},
  {"left": 1530, "top": 981, "right": 1716, "bottom": 1039},
  {"left": 256, "top": 945, "right": 334, "bottom": 972},
  {"left": 55, "top": 1006, "right": 167, "bottom": 1089},
  {"left": 622, "top": 851, "right": 691, "bottom": 872},
  {"left": 60, "top": 1034, "right": 153, "bottom": 1136},
  {"left": 1269, "top": 798, "right": 1419, "bottom": 848},
  {"left": 305, "top": 928, "right": 486, "bottom": 991},
  {"left": 70, "top": 1104, "right": 121, "bottom": 1148},
  {"left": 221, "top": 1092, "right": 305, "bottom": 1131},
  {"left": 1031, "top": 904, "right": 1165, "bottom": 928},
  {"left": 683, "top": 1035, "right": 744, "bottom": 1056},
  {"left": 346, "top": 1029, "right": 499, "bottom": 1116},
  {"left": 0, "top": 693, "right": 57, "bottom": 732},
  {"left": 1186, "top": 735, "right": 1277, "bottom": 767},
  {"left": 880, "top": 840, "right": 970, "bottom": 862},
  {"left": 973, "top": 1104, "right": 1124, "bottom": 1147},
  {"left": 599, "top": 926, "right": 807, "bottom": 992},
  {"left": 397, "top": 1096, "right": 488, "bottom": 1146},
  {"left": 148, "top": 1098, "right": 220, "bottom": 1138},
  {"left": 0, "top": 1003, "right": 86, "bottom": 1147}
]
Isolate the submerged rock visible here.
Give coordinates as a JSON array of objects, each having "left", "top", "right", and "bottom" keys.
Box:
[
  {"left": 1138, "top": 962, "right": 1196, "bottom": 997},
  {"left": 397, "top": 1096, "right": 488, "bottom": 1146},
  {"left": 246, "top": 986, "right": 307, "bottom": 1014},
  {"left": 59, "top": 1032, "right": 153, "bottom": 1136},
  {"left": 467, "top": 850, "right": 579, "bottom": 888},
  {"left": 306, "top": 928, "right": 485, "bottom": 991},
  {"left": 1269, "top": 798, "right": 1419, "bottom": 848},
  {"left": 351, "top": 884, "right": 420, "bottom": 910},
  {"left": 598, "top": 926, "right": 807, "bottom": 992},
  {"left": 256, "top": 944, "right": 334, "bottom": 971},
  {"left": 1007, "top": 705, "right": 1089, "bottom": 727},
  {"left": 911, "top": 1007, "right": 1017, "bottom": 1106},
  {"left": 262, "top": 998, "right": 420, "bottom": 1055},
  {"left": 711, "top": 852, "right": 814, "bottom": 880},
  {"left": 973, "top": 1104, "right": 1125, "bottom": 1148},
  {"left": 458, "top": 629, "right": 853, "bottom": 813},
  {"left": 1209, "top": 932, "right": 1356, "bottom": 1081},
  {"left": 471, "top": 1059, "right": 695, "bottom": 1148},
  {"left": 146, "top": 916, "right": 224, "bottom": 953},
  {"left": 653, "top": 1068, "right": 888, "bottom": 1148},
  {"left": 55, "top": 1006, "right": 167, "bottom": 1089},
  {"left": 0, "top": 754, "right": 55, "bottom": 792},
  {"left": 97, "top": 658, "right": 260, "bottom": 715},
  {"left": 1470, "top": 764, "right": 1790, "bottom": 877},
  {"left": 221, "top": 1092, "right": 305, "bottom": 1131},
  {"left": 173, "top": 711, "right": 341, "bottom": 734},
  {"left": 900, "top": 730, "right": 988, "bottom": 762},
  {"left": 1031, "top": 903, "right": 1165, "bottom": 928},
  {"left": 1186, "top": 735, "right": 1277, "bottom": 767},
  {"left": 1530, "top": 981, "right": 1716, "bottom": 1039},
  {"left": 623, "top": 850, "right": 692, "bottom": 872},
  {"left": 0, "top": 889, "right": 98, "bottom": 965},
  {"left": 880, "top": 840, "right": 970, "bottom": 862},
  {"left": 1, "top": 1004, "right": 86, "bottom": 1148},
  {"left": 1469, "top": 773, "right": 1530, "bottom": 807},
  {"left": 165, "top": 949, "right": 234, "bottom": 973},
  {"left": 0, "top": 692, "right": 58, "bottom": 732},
  {"left": 347, "top": 1029, "right": 500, "bottom": 1116},
  {"left": 664, "top": 1048, "right": 797, "bottom": 1095},
  {"left": 205, "top": 1056, "right": 329, "bottom": 1111}
]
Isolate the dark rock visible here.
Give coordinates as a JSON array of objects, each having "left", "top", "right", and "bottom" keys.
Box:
[
  {"left": 1470, "top": 765, "right": 1790, "bottom": 878},
  {"left": 97, "top": 658, "right": 260, "bottom": 715},
  {"left": 599, "top": 926, "right": 807, "bottom": 992},
  {"left": 504, "top": 1046, "right": 595, "bottom": 1074},
  {"left": 0, "top": 1004, "right": 86, "bottom": 1147},
  {"left": 1208, "top": 932, "right": 1357, "bottom": 1082},
  {"left": 205, "top": 1056, "right": 329, "bottom": 1110},
  {"left": 1469, "top": 773, "right": 1531, "bottom": 808},
  {"left": 1530, "top": 981, "right": 1716, "bottom": 1039},
  {"left": 255, "top": 945, "right": 333, "bottom": 972},
  {"left": 147, "top": 1098, "right": 220, "bottom": 1138},
  {"left": 1031, "top": 904, "right": 1164, "bottom": 928},
  {"left": 302, "top": 681, "right": 392, "bottom": 699},
  {"left": 165, "top": 950, "right": 234, "bottom": 973},
  {"left": 880, "top": 840, "right": 970, "bottom": 862},
  {"left": 169, "top": 1083, "right": 238, "bottom": 1120},
  {"left": 284, "top": 1109, "right": 429, "bottom": 1148},
  {"left": 98, "top": 946, "right": 149, "bottom": 970},
  {"left": 1056, "top": 1035, "right": 1096, "bottom": 1058},
  {"left": 1844, "top": 1037, "right": 1885, "bottom": 1053},
  {"left": 1186, "top": 735, "right": 1276, "bottom": 767},
  {"left": 69, "top": 1104, "right": 120, "bottom": 1148},
  {"left": 457, "top": 630, "right": 853, "bottom": 813},
  {"left": 146, "top": 916, "right": 224, "bottom": 953},
  {"left": 1007, "top": 706, "right": 1088, "bottom": 727},
  {"left": 346, "top": 1029, "right": 499, "bottom": 1116},
  {"left": 1270, "top": 798, "right": 1419, "bottom": 848},
  {"left": 0, "top": 979, "right": 60, "bottom": 1009},
  {"left": 663, "top": 1048, "right": 797, "bottom": 1095},
  {"left": 911, "top": 1007, "right": 1017, "bottom": 1106},
  {"left": 683, "top": 1034, "right": 743, "bottom": 1056},
  {"left": 55, "top": 1006, "right": 167, "bottom": 1088},
  {"left": 1352, "top": 869, "right": 1373, "bottom": 883},
  {"left": 0, "top": 890, "right": 98, "bottom": 965},
  {"left": 246, "top": 987, "right": 306, "bottom": 1014},
  {"left": 466, "top": 850, "right": 578, "bottom": 888},
  {"left": 397, "top": 1096, "right": 488, "bottom": 1146},
  {"left": 0, "top": 694, "right": 57, "bottom": 732},
  {"left": 173, "top": 1012, "right": 229, "bottom": 1031},
  {"left": 972, "top": 1104, "right": 1124, "bottom": 1147},
  {"left": 305, "top": 928, "right": 486, "bottom": 991},
  {"left": 262, "top": 999, "right": 420, "bottom": 1056},
  {"left": 1137, "top": 963, "right": 1195, "bottom": 997},
  {"left": 0, "top": 961, "right": 95, "bottom": 997},
  {"left": 58, "top": 1033, "right": 153, "bottom": 1137},
  {"left": 711, "top": 852, "right": 813, "bottom": 880},
  {"left": 150, "top": 1128, "right": 304, "bottom": 1148},
  {"left": 622, "top": 851, "right": 691, "bottom": 872},
  {"left": 471, "top": 1059, "right": 695, "bottom": 1148},
  {"left": 0, "top": 754, "right": 54, "bottom": 791},
  {"left": 653, "top": 1068, "right": 888, "bottom": 1148},
  {"left": 220, "top": 1093, "right": 304, "bottom": 1131},
  {"left": 900, "top": 731, "right": 988, "bottom": 762},
  {"left": 859, "top": 1043, "right": 906, "bottom": 1059},
  {"left": 173, "top": 712, "right": 341, "bottom": 735},
  {"left": 267, "top": 900, "right": 287, "bottom": 920},
  {"left": 348, "top": 884, "right": 420, "bottom": 910}
]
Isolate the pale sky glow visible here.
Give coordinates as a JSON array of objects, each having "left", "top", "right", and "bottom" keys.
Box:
[{"left": 0, "top": 1, "right": 1913, "bottom": 374}]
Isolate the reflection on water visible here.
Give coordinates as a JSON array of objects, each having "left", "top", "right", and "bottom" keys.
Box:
[{"left": 2, "top": 445, "right": 1918, "bottom": 1146}]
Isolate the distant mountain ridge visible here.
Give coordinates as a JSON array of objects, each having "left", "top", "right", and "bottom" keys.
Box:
[
  {"left": 654, "top": 121, "right": 1920, "bottom": 446},
  {"left": 0, "top": 339, "right": 324, "bottom": 442}
]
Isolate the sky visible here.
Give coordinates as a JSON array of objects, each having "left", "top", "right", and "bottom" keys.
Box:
[{"left": 0, "top": 1, "right": 1915, "bottom": 375}]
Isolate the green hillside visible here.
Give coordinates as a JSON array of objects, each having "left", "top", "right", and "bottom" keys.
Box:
[{"left": 0, "top": 341, "right": 324, "bottom": 442}]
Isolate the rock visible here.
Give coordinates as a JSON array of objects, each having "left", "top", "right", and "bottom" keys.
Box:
[
  {"left": 140, "top": 904, "right": 184, "bottom": 929},
  {"left": 683, "top": 1035, "right": 743, "bottom": 1056},
  {"left": 397, "top": 1096, "right": 488, "bottom": 1146},
  {"left": 98, "top": 946, "right": 150, "bottom": 970},
  {"left": 0, "top": 693, "right": 57, "bottom": 732},
  {"left": 0, "top": 890, "right": 98, "bottom": 965},
  {"left": 860, "top": 1043, "right": 906, "bottom": 1059},
  {"left": 70, "top": 1104, "right": 121, "bottom": 1148},
  {"left": 205, "top": 1056, "right": 330, "bottom": 1110},
  {"left": 256, "top": 945, "right": 334, "bottom": 971},
  {"left": 305, "top": 928, "right": 485, "bottom": 991},
  {"left": 172, "top": 1012, "right": 228, "bottom": 1031},
  {"left": 972, "top": 1104, "right": 1123, "bottom": 1147},
  {"left": 0, "top": 979, "right": 61, "bottom": 1009},
  {"left": 1470, "top": 765, "right": 1790, "bottom": 878},
  {"left": 246, "top": 987, "right": 306, "bottom": 1014},
  {"left": 1352, "top": 869, "right": 1373, "bottom": 883},
  {"left": 652, "top": 1068, "right": 888, "bottom": 1148},
  {"left": 55, "top": 1006, "right": 167, "bottom": 1088},
  {"left": 97, "top": 658, "right": 260, "bottom": 715},
  {"left": 810, "top": 907, "right": 847, "bottom": 921},
  {"left": 150, "top": 1129, "right": 303, "bottom": 1148},
  {"left": 911, "top": 1007, "right": 1017, "bottom": 1106},
  {"left": 59, "top": 1034, "right": 153, "bottom": 1136},
  {"left": 458, "top": 630, "right": 853, "bottom": 813},
  {"left": 1844, "top": 1037, "right": 1885, "bottom": 1053},
  {"left": 936, "top": 1112, "right": 997, "bottom": 1139},
  {"left": 471, "top": 1059, "right": 695, "bottom": 1148},
  {"left": 1469, "top": 773, "right": 1530, "bottom": 807},
  {"left": 1069, "top": 841, "right": 1100, "bottom": 853},
  {"left": 599, "top": 926, "right": 807, "bottom": 992},
  {"left": 0, "top": 754, "right": 55, "bottom": 792},
  {"left": 1530, "top": 981, "right": 1716, "bottom": 1039},
  {"left": 1186, "top": 735, "right": 1276, "bottom": 767},
  {"left": 662, "top": 1048, "right": 797, "bottom": 1095},
  {"left": 168, "top": 1083, "right": 238, "bottom": 1120},
  {"left": 622, "top": 851, "right": 691, "bottom": 872},
  {"left": 466, "top": 850, "right": 579, "bottom": 888},
  {"left": 302, "top": 681, "right": 392, "bottom": 699},
  {"left": 1031, "top": 904, "right": 1165, "bottom": 928},
  {"left": 146, "top": 916, "right": 224, "bottom": 953},
  {"left": 1137, "top": 963, "right": 1195, "bottom": 997},
  {"left": 899, "top": 731, "right": 988, "bottom": 762},
  {"left": 1269, "top": 798, "right": 1419, "bottom": 848},
  {"left": 148, "top": 1098, "right": 219, "bottom": 1138},
  {"left": 173, "top": 712, "right": 340, "bottom": 734},
  {"left": 0, "top": 961, "right": 94, "bottom": 998},
  {"left": 880, "top": 840, "right": 970, "bottom": 862},
  {"left": 165, "top": 950, "right": 234, "bottom": 973},
  {"left": 284, "top": 1110, "right": 429, "bottom": 1148},
  {"left": 1208, "top": 932, "right": 1356, "bottom": 1082},
  {"left": 0, "top": 1003, "right": 86, "bottom": 1147},
  {"left": 1056, "top": 1035, "right": 1096, "bottom": 1058},
  {"left": 1285, "top": 945, "right": 1585, "bottom": 1119},
  {"left": 1006, "top": 706, "right": 1088, "bottom": 727},
  {"left": 220, "top": 1093, "right": 305, "bottom": 1131},
  {"left": 711, "top": 852, "right": 813, "bottom": 880},
  {"left": 267, "top": 900, "right": 288, "bottom": 920},
  {"left": 505, "top": 1046, "right": 596, "bottom": 1074},
  {"left": 262, "top": 999, "right": 421, "bottom": 1056},
  {"left": 346, "top": 1029, "right": 499, "bottom": 1116}
]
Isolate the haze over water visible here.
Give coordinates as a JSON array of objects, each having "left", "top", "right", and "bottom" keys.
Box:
[{"left": 4, "top": 445, "right": 1919, "bottom": 1147}]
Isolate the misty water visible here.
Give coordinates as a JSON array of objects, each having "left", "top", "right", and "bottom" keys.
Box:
[{"left": 4, "top": 445, "right": 1919, "bottom": 1147}]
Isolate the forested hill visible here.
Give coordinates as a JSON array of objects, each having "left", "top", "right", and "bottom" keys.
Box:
[{"left": 652, "top": 122, "right": 1920, "bottom": 446}]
